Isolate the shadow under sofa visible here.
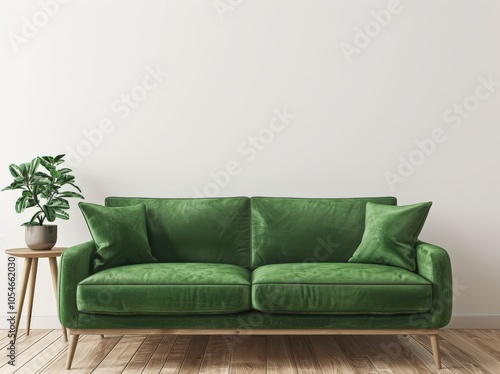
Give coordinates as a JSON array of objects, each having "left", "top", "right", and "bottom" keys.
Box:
[{"left": 58, "top": 196, "right": 452, "bottom": 369}]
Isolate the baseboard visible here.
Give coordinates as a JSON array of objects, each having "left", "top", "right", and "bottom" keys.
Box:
[
  {"left": 2, "top": 315, "right": 500, "bottom": 330},
  {"left": 447, "top": 316, "right": 500, "bottom": 329}
]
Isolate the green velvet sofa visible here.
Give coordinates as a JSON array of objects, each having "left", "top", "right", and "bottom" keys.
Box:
[{"left": 59, "top": 196, "right": 452, "bottom": 369}]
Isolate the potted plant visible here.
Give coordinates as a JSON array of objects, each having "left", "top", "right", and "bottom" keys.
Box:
[{"left": 2, "top": 154, "right": 84, "bottom": 250}]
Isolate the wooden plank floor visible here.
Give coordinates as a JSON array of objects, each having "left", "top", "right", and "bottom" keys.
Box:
[{"left": 1, "top": 330, "right": 499, "bottom": 373}]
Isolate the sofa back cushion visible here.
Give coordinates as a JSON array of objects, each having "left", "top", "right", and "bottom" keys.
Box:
[
  {"left": 250, "top": 196, "right": 397, "bottom": 267},
  {"left": 105, "top": 197, "right": 250, "bottom": 266}
]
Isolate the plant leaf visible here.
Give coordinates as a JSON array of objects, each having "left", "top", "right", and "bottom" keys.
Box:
[
  {"left": 26, "top": 198, "right": 37, "bottom": 208},
  {"left": 15, "top": 196, "right": 28, "bottom": 213},
  {"left": 8, "top": 164, "right": 22, "bottom": 178},
  {"left": 28, "top": 211, "right": 43, "bottom": 225},
  {"left": 49, "top": 198, "right": 70, "bottom": 209},
  {"left": 57, "top": 191, "right": 84, "bottom": 199},
  {"left": 22, "top": 221, "right": 40, "bottom": 226},
  {"left": 30, "top": 158, "right": 40, "bottom": 174},
  {"left": 34, "top": 171, "right": 51, "bottom": 178},
  {"left": 43, "top": 206, "right": 56, "bottom": 222},
  {"left": 54, "top": 154, "right": 65, "bottom": 165},
  {"left": 54, "top": 210, "right": 70, "bottom": 220},
  {"left": 40, "top": 155, "right": 55, "bottom": 164},
  {"left": 32, "top": 177, "right": 51, "bottom": 185},
  {"left": 38, "top": 157, "right": 53, "bottom": 170},
  {"left": 57, "top": 174, "right": 75, "bottom": 185},
  {"left": 18, "top": 163, "right": 28, "bottom": 177},
  {"left": 68, "top": 183, "right": 82, "bottom": 192}
]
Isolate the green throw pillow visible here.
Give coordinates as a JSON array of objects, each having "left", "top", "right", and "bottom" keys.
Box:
[
  {"left": 79, "top": 202, "right": 157, "bottom": 272},
  {"left": 348, "top": 201, "right": 432, "bottom": 271}
]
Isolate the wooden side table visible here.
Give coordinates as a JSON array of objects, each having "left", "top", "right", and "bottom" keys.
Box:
[{"left": 4, "top": 247, "right": 68, "bottom": 342}]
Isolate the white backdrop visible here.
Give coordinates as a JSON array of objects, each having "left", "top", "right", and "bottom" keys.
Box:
[{"left": 1, "top": 0, "right": 499, "bottom": 328}]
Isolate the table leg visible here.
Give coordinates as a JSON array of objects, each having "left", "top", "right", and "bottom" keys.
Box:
[
  {"left": 26, "top": 258, "right": 38, "bottom": 336},
  {"left": 14, "top": 257, "right": 32, "bottom": 339},
  {"left": 49, "top": 257, "right": 67, "bottom": 342}
]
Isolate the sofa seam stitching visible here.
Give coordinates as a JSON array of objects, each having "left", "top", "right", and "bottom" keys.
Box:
[{"left": 78, "top": 283, "right": 251, "bottom": 286}]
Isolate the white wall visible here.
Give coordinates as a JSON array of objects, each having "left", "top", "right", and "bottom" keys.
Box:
[{"left": 1, "top": 0, "right": 499, "bottom": 328}]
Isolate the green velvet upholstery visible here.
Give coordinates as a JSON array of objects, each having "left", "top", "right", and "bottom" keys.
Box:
[
  {"left": 349, "top": 202, "right": 432, "bottom": 271},
  {"left": 250, "top": 196, "right": 397, "bottom": 267},
  {"left": 251, "top": 263, "right": 432, "bottom": 314},
  {"left": 414, "top": 241, "right": 453, "bottom": 328},
  {"left": 74, "top": 311, "right": 445, "bottom": 330},
  {"left": 105, "top": 197, "right": 250, "bottom": 266},
  {"left": 79, "top": 203, "right": 157, "bottom": 272},
  {"left": 59, "top": 241, "right": 95, "bottom": 328},
  {"left": 77, "top": 263, "right": 251, "bottom": 315},
  {"left": 58, "top": 196, "right": 452, "bottom": 334}
]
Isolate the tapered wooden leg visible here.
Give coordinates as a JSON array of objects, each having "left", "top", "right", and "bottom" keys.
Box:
[
  {"left": 429, "top": 334, "right": 441, "bottom": 369},
  {"left": 100, "top": 335, "right": 104, "bottom": 339},
  {"left": 26, "top": 258, "right": 38, "bottom": 336},
  {"left": 66, "top": 334, "right": 79, "bottom": 370},
  {"left": 14, "top": 258, "right": 32, "bottom": 340},
  {"left": 49, "top": 257, "right": 67, "bottom": 342}
]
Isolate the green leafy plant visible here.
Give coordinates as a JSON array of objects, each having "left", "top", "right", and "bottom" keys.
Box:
[{"left": 2, "top": 154, "right": 84, "bottom": 226}]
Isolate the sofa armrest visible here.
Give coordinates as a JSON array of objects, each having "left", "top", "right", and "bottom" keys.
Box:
[
  {"left": 58, "top": 241, "right": 96, "bottom": 328},
  {"left": 415, "top": 241, "right": 453, "bottom": 328}
]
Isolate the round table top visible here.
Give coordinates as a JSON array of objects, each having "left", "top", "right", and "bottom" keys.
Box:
[{"left": 4, "top": 247, "right": 67, "bottom": 258}]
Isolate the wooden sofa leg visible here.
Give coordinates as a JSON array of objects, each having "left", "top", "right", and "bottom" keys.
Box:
[
  {"left": 100, "top": 334, "right": 104, "bottom": 339},
  {"left": 66, "top": 334, "right": 79, "bottom": 370},
  {"left": 429, "top": 334, "right": 442, "bottom": 369}
]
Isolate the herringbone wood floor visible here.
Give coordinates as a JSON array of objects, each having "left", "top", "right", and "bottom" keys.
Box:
[{"left": 1, "top": 329, "right": 499, "bottom": 373}]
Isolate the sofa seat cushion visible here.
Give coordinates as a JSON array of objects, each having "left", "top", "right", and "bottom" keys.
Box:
[
  {"left": 77, "top": 263, "right": 251, "bottom": 315},
  {"left": 252, "top": 263, "right": 432, "bottom": 315}
]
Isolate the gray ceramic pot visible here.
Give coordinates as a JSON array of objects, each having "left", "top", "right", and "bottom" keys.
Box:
[{"left": 25, "top": 225, "right": 57, "bottom": 250}]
